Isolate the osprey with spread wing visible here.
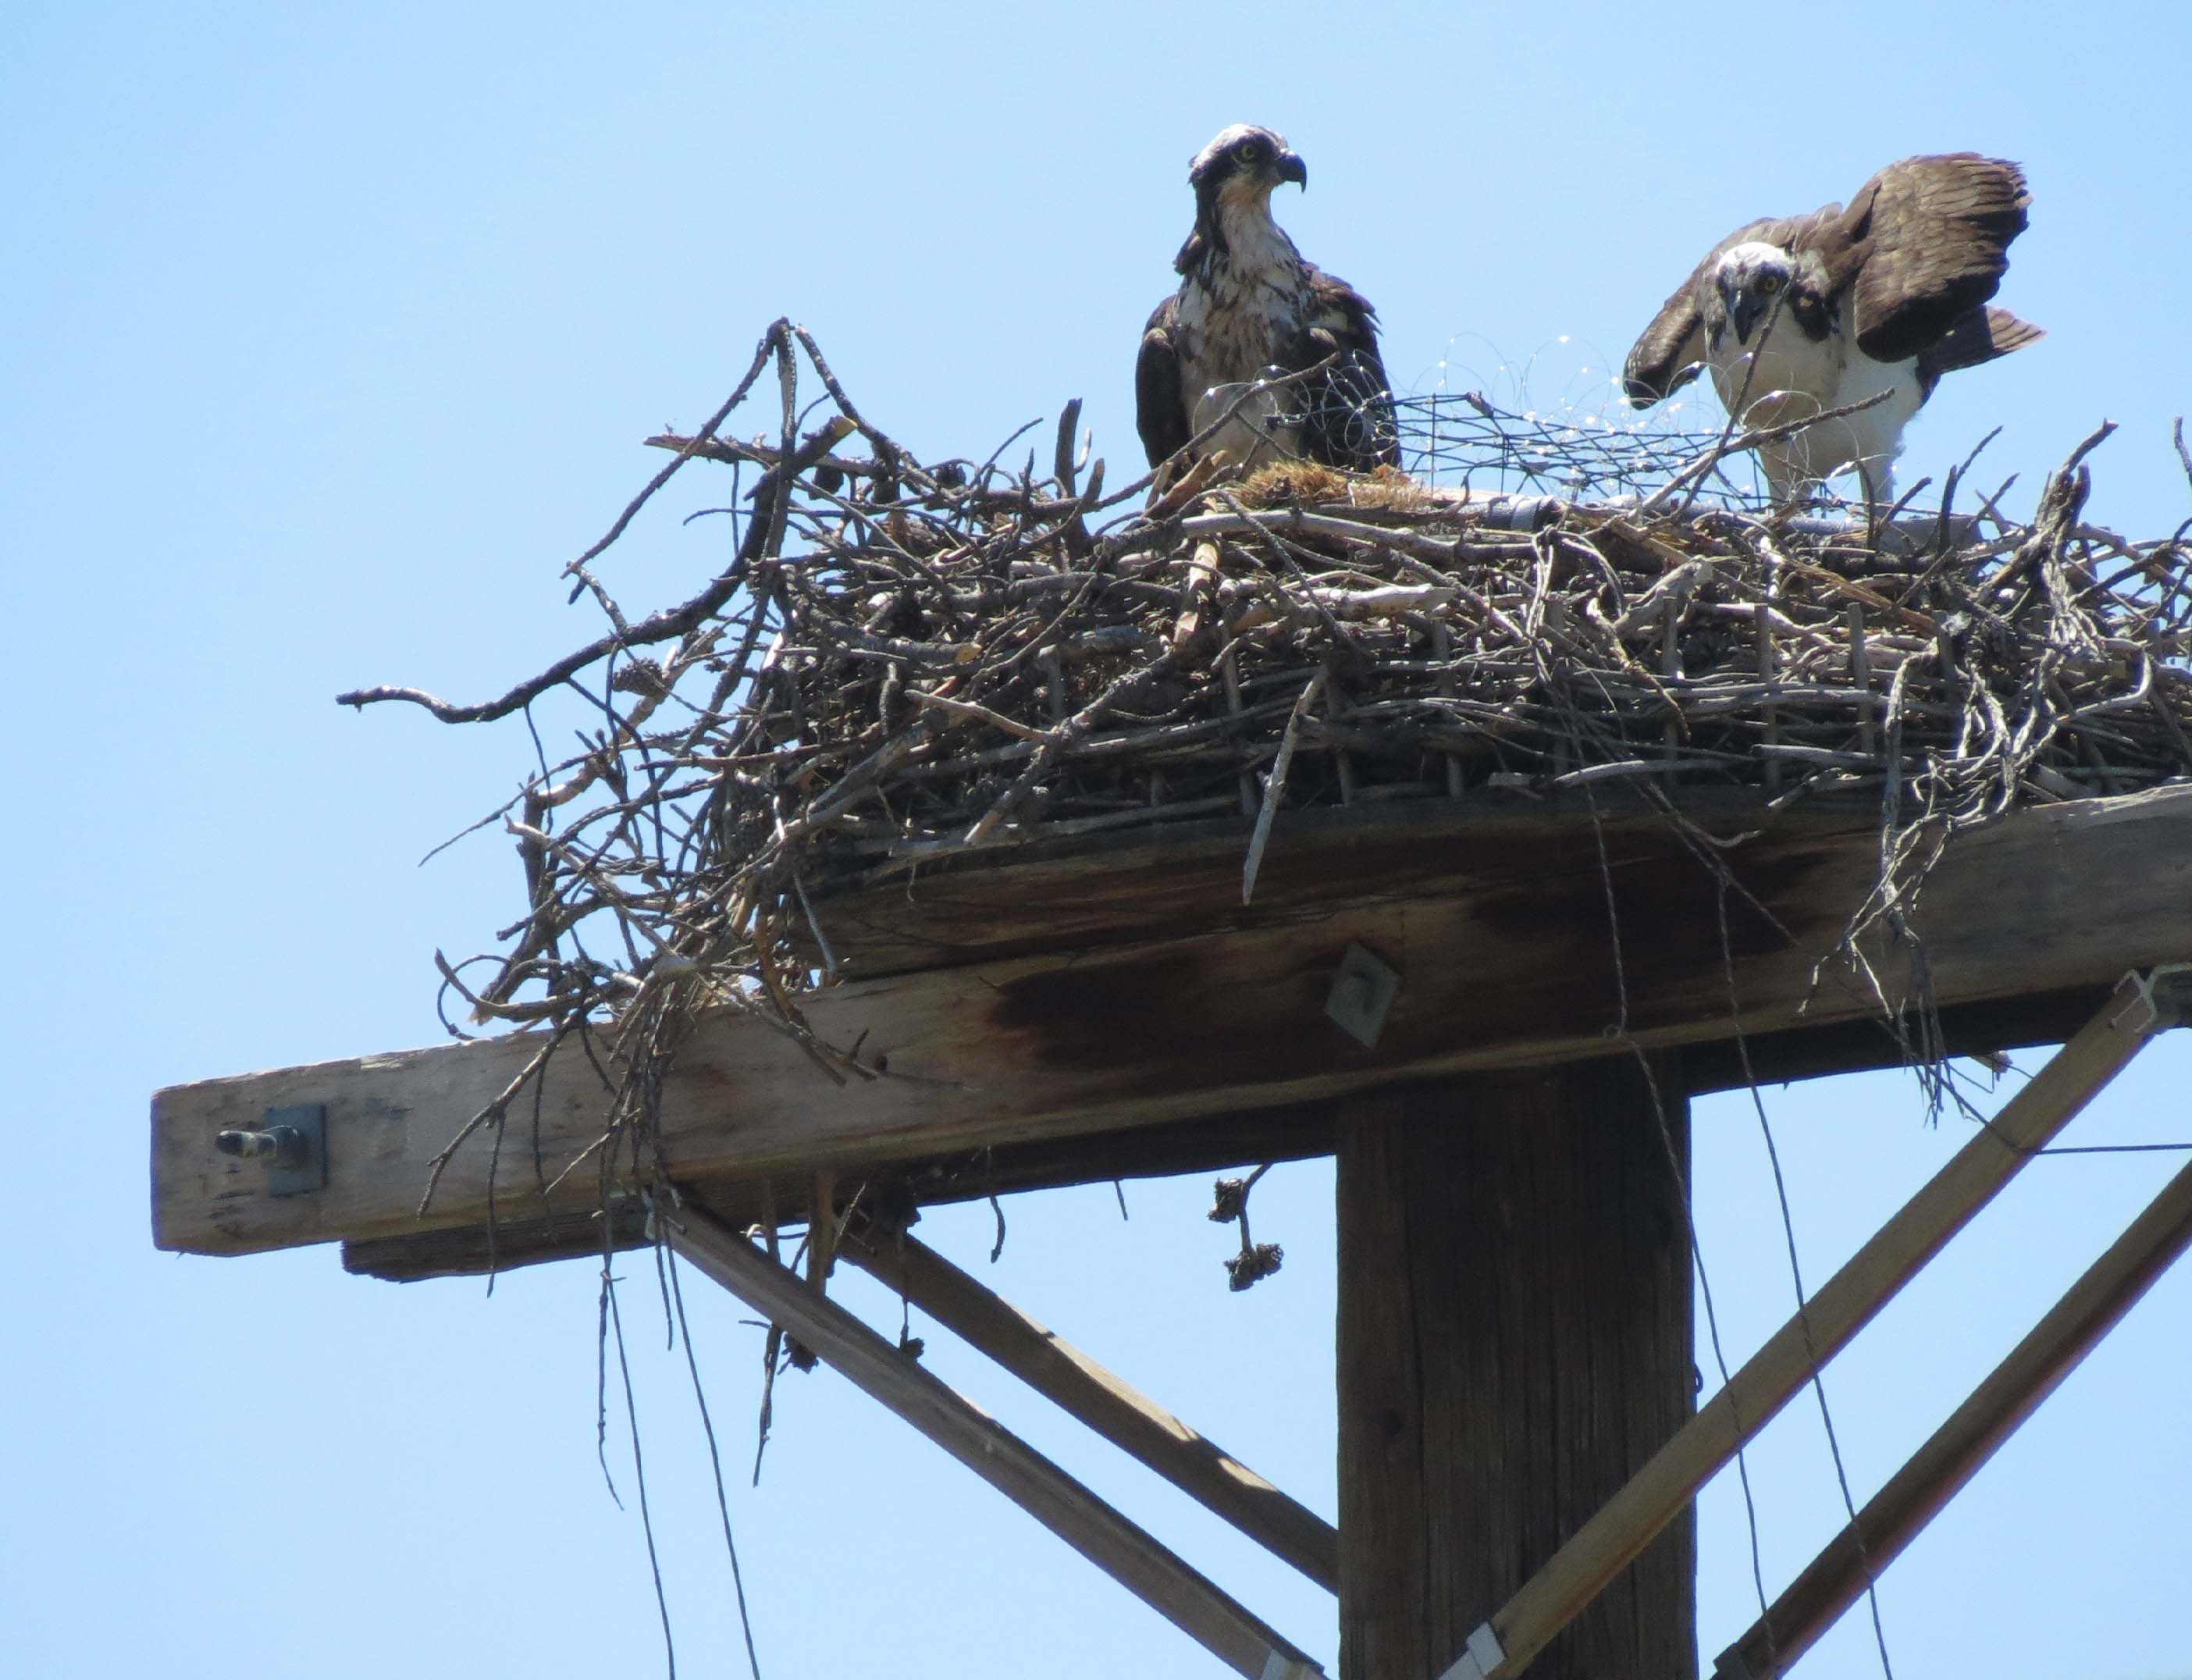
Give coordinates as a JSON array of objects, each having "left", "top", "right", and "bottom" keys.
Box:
[
  {"left": 1136, "top": 124, "right": 1398, "bottom": 481},
  {"left": 1623, "top": 153, "right": 2043, "bottom": 503}
]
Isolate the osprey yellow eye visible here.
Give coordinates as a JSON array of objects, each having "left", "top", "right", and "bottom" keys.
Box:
[{"left": 1756, "top": 273, "right": 1784, "bottom": 294}]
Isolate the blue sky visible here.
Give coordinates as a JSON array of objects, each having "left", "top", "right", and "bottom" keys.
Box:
[{"left": 6, "top": 2, "right": 2191, "bottom": 1675}]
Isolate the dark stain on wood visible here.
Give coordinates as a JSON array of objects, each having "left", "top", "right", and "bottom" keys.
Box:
[
  {"left": 1481, "top": 839, "right": 1827, "bottom": 958},
  {"left": 808, "top": 794, "right": 1876, "bottom": 980},
  {"left": 987, "top": 942, "right": 1357, "bottom": 1082},
  {"left": 983, "top": 818, "right": 1848, "bottom": 1093}
]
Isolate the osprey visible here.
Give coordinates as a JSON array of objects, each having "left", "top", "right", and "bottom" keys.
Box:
[
  {"left": 1136, "top": 124, "right": 1398, "bottom": 479},
  {"left": 1623, "top": 154, "right": 2043, "bottom": 504}
]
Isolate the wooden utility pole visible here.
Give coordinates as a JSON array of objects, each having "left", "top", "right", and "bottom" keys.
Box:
[
  {"left": 1338, "top": 1058, "right": 1695, "bottom": 1680},
  {"left": 145, "top": 760, "right": 2192, "bottom": 1679}
]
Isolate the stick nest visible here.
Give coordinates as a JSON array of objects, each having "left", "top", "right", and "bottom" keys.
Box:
[{"left": 342, "top": 322, "right": 2192, "bottom": 1199}]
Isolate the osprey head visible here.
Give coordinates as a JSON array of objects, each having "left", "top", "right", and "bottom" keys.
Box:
[
  {"left": 1710, "top": 240, "right": 1799, "bottom": 347},
  {"left": 1189, "top": 124, "right": 1308, "bottom": 219}
]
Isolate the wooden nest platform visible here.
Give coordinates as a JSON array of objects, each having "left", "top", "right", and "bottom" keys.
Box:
[{"left": 245, "top": 319, "right": 2192, "bottom": 1278}]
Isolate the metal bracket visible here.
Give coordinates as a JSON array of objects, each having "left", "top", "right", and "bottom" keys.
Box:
[
  {"left": 1326, "top": 941, "right": 1400, "bottom": 1048},
  {"left": 1436, "top": 1622, "right": 1507, "bottom": 1680},
  {"left": 1473, "top": 493, "right": 1563, "bottom": 533},
  {"left": 215, "top": 1103, "right": 327, "bottom": 1197},
  {"left": 2122, "top": 963, "right": 2192, "bottom": 1034}
]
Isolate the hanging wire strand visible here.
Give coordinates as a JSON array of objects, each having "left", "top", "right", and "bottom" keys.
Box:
[
  {"left": 1579, "top": 789, "right": 1781, "bottom": 1643},
  {"left": 607, "top": 1270, "right": 679, "bottom": 1679},
  {"left": 666, "top": 1242, "right": 765, "bottom": 1680},
  {"left": 1717, "top": 878, "right": 1897, "bottom": 1680}
]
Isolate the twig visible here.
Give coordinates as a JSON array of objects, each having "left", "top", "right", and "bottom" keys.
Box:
[{"left": 1242, "top": 673, "right": 1326, "bottom": 905}]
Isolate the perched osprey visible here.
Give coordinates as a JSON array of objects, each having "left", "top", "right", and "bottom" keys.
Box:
[
  {"left": 1623, "top": 154, "right": 2042, "bottom": 503},
  {"left": 1136, "top": 124, "right": 1397, "bottom": 479}
]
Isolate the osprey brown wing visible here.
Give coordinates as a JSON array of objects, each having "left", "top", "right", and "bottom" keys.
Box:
[
  {"left": 1297, "top": 267, "right": 1399, "bottom": 470},
  {"left": 1301, "top": 269, "right": 1387, "bottom": 382},
  {"left": 1839, "top": 154, "right": 2030, "bottom": 366},
  {"left": 1916, "top": 304, "right": 2046, "bottom": 390},
  {"left": 1135, "top": 294, "right": 1191, "bottom": 470},
  {"left": 1622, "top": 220, "right": 1777, "bottom": 406}
]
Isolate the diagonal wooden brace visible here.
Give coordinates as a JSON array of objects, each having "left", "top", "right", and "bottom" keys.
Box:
[
  {"left": 663, "top": 1201, "right": 1325, "bottom": 1680},
  {"left": 841, "top": 1220, "right": 1339, "bottom": 1592},
  {"left": 1447, "top": 966, "right": 2183, "bottom": 1680},
  {"left": 1713, "top": 1139, "right": 2192, "bottom": 1677}
]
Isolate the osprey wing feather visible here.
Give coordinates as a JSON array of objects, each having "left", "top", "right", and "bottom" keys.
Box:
[
  {"left": 1838, "top": 154, "right": 2034, "bottom": 365},
  {"left": 1135, "top": 294, "right": 1192, "bottom": 472},
  {"left": 1297, "top": 265, "right": 1397, "bottom": 472}
]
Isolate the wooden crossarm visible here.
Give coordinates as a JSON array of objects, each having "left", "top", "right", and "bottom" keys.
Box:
[
  {"left": 1714, "top": 1138, "right": 2192, "bottom": 1678},
  {"left": 841, "top": 1222, "right": 1339, "bottom": 1592},
  {"left": 154, "top": 786, "right": 2192, "bottom": 1262},
  {"left": 664, "top": 1203, "right": 1325, "bottom": 1680},
  {"left": 1456, "top": 968, "right": 2179, "bottom": 1680}
]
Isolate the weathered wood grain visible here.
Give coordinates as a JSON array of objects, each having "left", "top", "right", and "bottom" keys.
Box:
[
  {"left": 1338, "top": 1060, "right": 1695, "bottom": 1680},
  {"left": 156, "top": 785, "right": 2192, "bottom": 1259}
]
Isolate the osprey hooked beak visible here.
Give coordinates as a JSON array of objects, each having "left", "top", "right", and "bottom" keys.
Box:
[
  {"left": 1720, "top": 258, "right": 1791, "bottom": 347},
  {"left": 1728, "top": 287, "right": 1770, "bottom": 347},
  {"left": 1187, "top": 126, "right": 1308, "bottom": 237},
  {"left": 1711, "top": 244, "right": 1795, "bottom": 349}
]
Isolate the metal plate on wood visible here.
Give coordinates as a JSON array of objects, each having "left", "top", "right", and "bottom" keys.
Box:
[
  {"left": 1326, "top": 943, "right": 1400, "bottom": 1048},
  {"left": 1436, "top": 1622, "right": 1507, "bottom": 1680}
]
